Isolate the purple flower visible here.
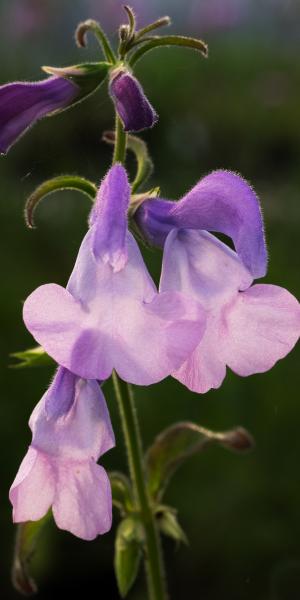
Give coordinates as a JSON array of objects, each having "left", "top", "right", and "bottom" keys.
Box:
[
  {"left": 109, "top": 69, "right": 158, "bottom": 132},
  {"left": 135, "top": 170, "right": 267, "bottom": 279},
  {"left": 23, "top": 164, "right": 205, "bottom": 385},
  {"left": 160, "top": 229, "right": 299, "bottom": 393},
  {"left": 0, "top": 76, "right": 78, "bottom": 154},
  {"left": 9, "top": 367, "right": 115, "bottom": 540},
  {"left": 136, "top": 170, "right": 300, "bottom": 393}
]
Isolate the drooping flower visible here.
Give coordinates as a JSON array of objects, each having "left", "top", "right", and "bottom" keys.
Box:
[
  {"left": 109, "top": 68, "right": 158, "bottom": 132},
  {"left": 0, "top": 76, "right": 78, "bottom": 154},
  {"left": 10, "top": 367, "right": 115, "bottom": 540},
  {"left": 23, "top": 164, "right": 206, "bottom": 386},
  {"left": 134, "top": 170, "right": 267, "bottom": 279},
  {"left": 0, "top": 62, "right": 111, "bottom": 154},
  {"left": 135, "top": 170, "right": 300, "bottom": 393}
]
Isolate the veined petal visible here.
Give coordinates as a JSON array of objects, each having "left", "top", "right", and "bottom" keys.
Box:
[
  {"left": 89, "top": 164, "right": 130, "bottom": 272},
  {"left": 224, "top": 284, "right": 300, "bottom": 376},
  {"left": 109, "top": 69, "right": 158, "bottom": 132},
  {"left": 52, "top": 461, "right": 112, "bottom": 540},
  {"left": 23, "top": 283, "right": 86, "bottom": 372},
  {"left": 30, "top": 369, "right": 115, "bottom": 461},
  {"left": 160, "top": 229, "right": 253, "bottom": 306},
  {"left": 135, "top": 170, "right": 267, "bottom": 278},
  {"left": 0, "top": 76, "right": 78, "bottom": 154},
  {"left": 9, "top": 447, "right": 55, "bottom": 522}
]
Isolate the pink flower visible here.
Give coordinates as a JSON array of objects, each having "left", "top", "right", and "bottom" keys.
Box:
[
  {"left": 23, "top": 165, "right": 206, "bottom": 386},
  {"left": 10, "top": 367, "right": 115, "bottom": 540},
  {"left": 160, "top": 229, "right": 300, "bottom": 393}
]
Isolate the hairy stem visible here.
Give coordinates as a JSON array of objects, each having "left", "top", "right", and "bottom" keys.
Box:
[
  {"left": 112, "top": 115, "right": 127, "bottom": 164},
  {"left": 112, "top": 373, "right": 168, "bottom": 600}
]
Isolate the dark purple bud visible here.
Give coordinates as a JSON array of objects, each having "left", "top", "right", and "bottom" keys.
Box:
[
  {"left": 109, "top": 69, "right": 158, "bottom": 132},
  {"left": 0, "top": 76, "right": 78, "bottom": 154}
]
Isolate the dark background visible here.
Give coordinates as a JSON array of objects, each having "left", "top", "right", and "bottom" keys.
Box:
[{"left": 0, "top": 1, "right": 300, "bottom": 598}]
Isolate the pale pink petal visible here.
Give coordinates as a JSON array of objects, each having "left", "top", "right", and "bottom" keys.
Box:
[
  {"left": 174, "top": 314, "right": 227, "bottom": 393},
  {"left": 52, "top": 460, "right": 112, "bottom": 540},
  {"left": 23, "top": 283, "right": 85, "bottom": 370},
  {"left": 31, "top": 374, "right": 115, "bottom": 461},
  {"left": 160, "top": 229, "right": 253, "bottom": 306},
  {"left": 114, "top": 290, "right": 206, "bottom": 385},
  {"left": 9, "top": 447, "right": 55, "bottom": 522},
  {"left": 224, "top": 284, "right": 300, "bottom": 376}
]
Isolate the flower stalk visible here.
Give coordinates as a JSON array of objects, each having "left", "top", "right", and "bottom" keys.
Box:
[{"left": 112, "top": 372, "right": 167, "bottom": 600}]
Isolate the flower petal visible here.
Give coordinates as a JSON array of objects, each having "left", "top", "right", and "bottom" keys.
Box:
[
  {"left": 160, "top": 229, "right": 253, "bottom": 306},
  {"left": 9, "top": 447, "right": 55, "bottom": 522},
  {"left": 173, "top": 316, "right": 227, "bottom": 394},
  {"left": 135, "top": 170, "right": 267, "bottom": 278},
  {"left": 23, "top": 283, "right": 86, "bottom": 371},
  {"left": 114, "top": 290, "right": 206, "bottom": 385},
  {"left": 52, "top": 460, "right": 112, "bottom": 540},
  {"left": 224, "top": 284, "right": 300, "bottom": 376},
  {"left": 0, "top": 76, "right": 78, "bottom": 153},
  {"left": 30, "top": 369, "right": 115, "bottom": 461},
  {"left": 89, "top": 164, "right": 130, "bottom": 272},
  {"left": 109, "top": 69, "right": 158, "bottom": 132}
]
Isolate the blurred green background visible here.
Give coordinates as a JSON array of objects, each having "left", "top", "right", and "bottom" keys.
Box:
[{"left": 0, "top": 1, "right": 300, "bottom": 599}]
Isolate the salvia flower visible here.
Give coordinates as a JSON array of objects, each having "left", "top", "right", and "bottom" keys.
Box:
[
  {"left": 109, "top": 68, "right": 158, "bottom": 132},
  {"left": 10, "top": 367, "right": 115, "bottom": 540},
  {"left": 0, "top": 76, "right": 78, "bottom": 154},
  {"left": 23, "top": 164, "right": 206, "bottom": 386},
  {"left": 136, "top": 170, "right": 300, "bottom": 393}
]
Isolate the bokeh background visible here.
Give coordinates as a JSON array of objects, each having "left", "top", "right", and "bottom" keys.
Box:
[{"left": 1, "top": 1, "right": 300, "bottom": 598}]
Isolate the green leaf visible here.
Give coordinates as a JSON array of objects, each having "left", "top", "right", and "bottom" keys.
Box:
[
  {"left": 129, "top": 35, "right": 208, "bottom": 67},
  {"left": 24, "top": 175, "right": 97, "bottom": 228},
  {"left": 114, "top": 516, "right": 144, "bottom": 597},
  {"left": 110, "top": 472, "right": 134, "bottom": 515},
  {"left": 146, "top": 422, "right": 254, "bottom": 501},
  {"left": 156, "top": 506, "right": 188, "bottom": 546},
  {"left": 10, "top": 346, "right": 55, "bottom": 369},
  {"left": 12, "top": 513, "right": 51, "bottom": 595}
]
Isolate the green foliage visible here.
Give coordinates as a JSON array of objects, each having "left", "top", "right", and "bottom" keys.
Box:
[
  {"left": 146, "top": 422, "right": 254, "bottom": 501},
  {"left": 114, "top": 516, "right": 144, "bottom": 597},
  {"left": 156, "top": 506, "right": 188, "bottom": 546},
  {"left": 110, "top": 472, "right": 134, "bottom": 515},
  {"left": 24, "top": 175, "right": 97, "bottom": 228},
  {"left": 12, "top": 513, "right": 51, "bottom": 595},
  {"left": 10, "top": 347, "right": 54, "bottom": 369}
]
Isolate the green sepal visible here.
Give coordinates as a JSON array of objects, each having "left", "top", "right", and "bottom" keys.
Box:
[
  {"left": 129, "top": 35, "right": 208, "bottom": 67},
  {"left": 114, "top": 516, "right": 144, "bottom": 597},
  {"left": 156, "top": 506, "right": 188, "bottom": 546},
  {"left": 24, "top": 175, "right": 97, "bottom": 228},
  {"left": 12, "top": 512, "right": 51, "bottom": 595},
  {"left": 110, "top": 472, "right": 135, "bottom": 515},
  {"left": 10, "top": 346, "right": 54, "bottom": 369},
  {"left": 146, "top": 422, "right": 254, "bottom": 501},
  {"left": 42, "top": 62, "right": 111, "bottom": 108}
]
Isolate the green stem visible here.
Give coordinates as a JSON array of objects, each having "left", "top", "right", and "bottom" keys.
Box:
[
  {"left": 112, "top": 115, "right": 127, "bottom": 164},
  {"left": 112, "top": 373, "right": 167, "bottom": 600}
]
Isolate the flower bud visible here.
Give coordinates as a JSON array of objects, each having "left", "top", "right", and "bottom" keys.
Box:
[
  {"left": 109, "top": 68, "right": 158, "bottom": 132},
  {"left": 0, "top": 76, "right": 77, "bottom": 154},
  {"left": 0, "top": 62, "right": 110, "bottom": 154}
]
